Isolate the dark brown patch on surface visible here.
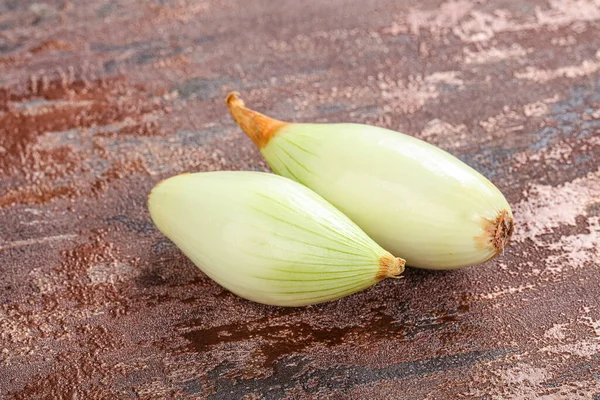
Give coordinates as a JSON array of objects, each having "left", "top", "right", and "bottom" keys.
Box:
[
  {"left": 29, "top": 39, "right": 75, "bottom": 54},
  {"left": 0, "top": 75, "right": 167, "bottom": 208},
  {"left": 1, "top": 0, "right": 600, "bottom": 398}
]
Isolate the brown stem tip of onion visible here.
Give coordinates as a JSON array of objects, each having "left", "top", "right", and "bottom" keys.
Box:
[
  {"left": 226, "top": 92, "right": 286, "bottom": 149},
  {"left": 377, "top": 254, "right": 406, "bottom": 280},
  {"left": 492, "top": 209, "right": 514, "bottom": 253},
  {"left": 477, "top": 209, "right": 514, "bottom": 257}
]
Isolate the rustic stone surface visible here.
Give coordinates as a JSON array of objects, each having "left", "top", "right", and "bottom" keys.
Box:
[{"left": 1, "top": 0, "right": 599, "bottom": 398}]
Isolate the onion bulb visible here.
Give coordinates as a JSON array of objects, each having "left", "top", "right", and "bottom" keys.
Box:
[
  {"left": 148, "top": 171, "right": 404, "bottom": 306},
  {"left": 226, "top": 92, "right": 514, "bottom": 270}
]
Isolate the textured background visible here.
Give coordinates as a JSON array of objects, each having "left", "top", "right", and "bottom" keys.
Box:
[{"left": 1, "top": 0, "right": 600, "bottom": 398}]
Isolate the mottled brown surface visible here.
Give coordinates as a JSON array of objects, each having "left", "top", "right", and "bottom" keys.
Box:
[{"left": 1, "top": 0, "right": 599, "bottom": 399}]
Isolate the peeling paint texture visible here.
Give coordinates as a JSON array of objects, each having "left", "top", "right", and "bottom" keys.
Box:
[{"left": 1, "top": 0, "right": 600, "bottom": 399}]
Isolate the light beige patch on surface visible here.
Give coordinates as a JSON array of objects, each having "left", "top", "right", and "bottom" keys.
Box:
[
  {"left": 463, "top": 44, "right": 528, "bottom": 64},
  {"left": 515, "top": 54, "right": 600, "bottom": 83},
  {"left": 379, "top": 71, "right": 464, "bottom": 114},
  {"left": 512, "top": 169, "right": 600, "bottom": 241}
]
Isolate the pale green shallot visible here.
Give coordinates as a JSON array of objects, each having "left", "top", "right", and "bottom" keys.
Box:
[
  {"left": 227, "top": 92, "right": 514, "bottom": 270},
  {"left": 148, "top": 171, "right": 404, "bottom": 306}
]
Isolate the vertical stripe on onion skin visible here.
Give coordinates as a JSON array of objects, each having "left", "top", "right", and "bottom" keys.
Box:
[
  {"left": 148, "top": 171, "right": 404, "bottom": 307},
  {"left": 226, "top": 92, "right": 514, "bottom": 270}
]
